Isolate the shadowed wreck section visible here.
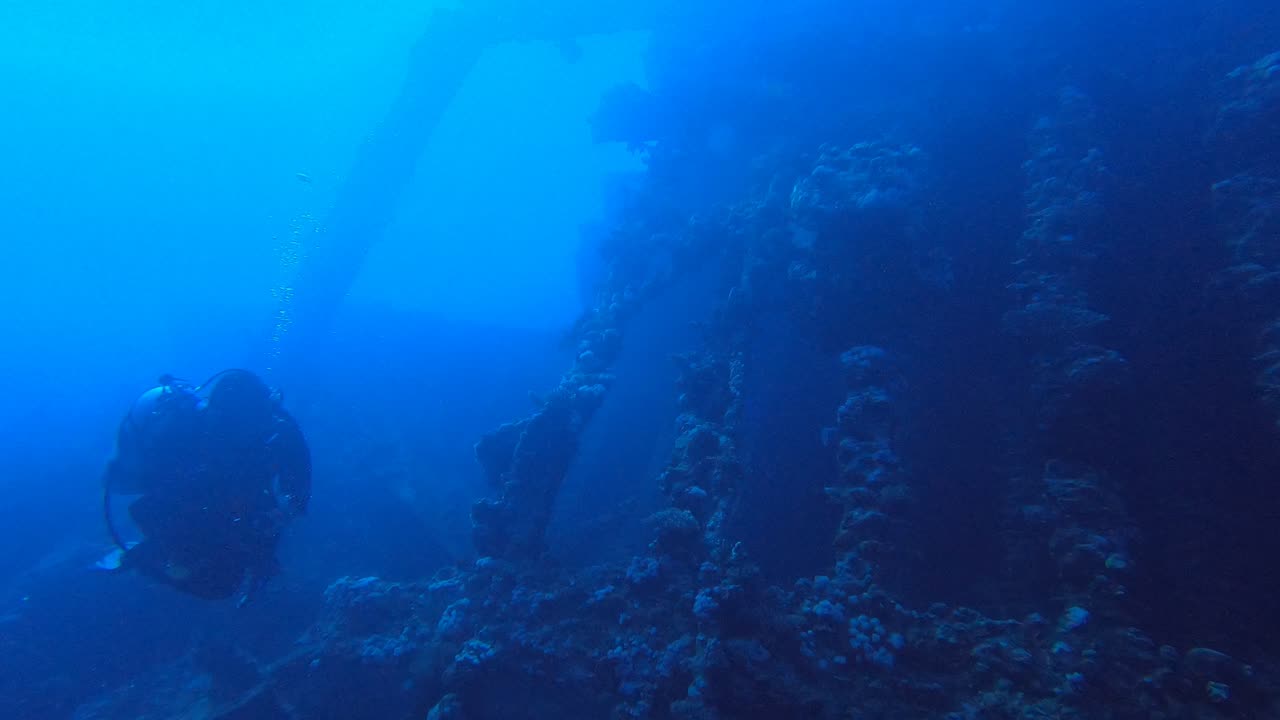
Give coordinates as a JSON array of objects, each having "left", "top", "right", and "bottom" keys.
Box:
[{"left": 1210, "top": 52, "right": 1280, "bottom": 429}]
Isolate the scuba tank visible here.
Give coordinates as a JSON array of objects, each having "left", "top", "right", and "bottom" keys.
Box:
[{"left": 103, "top": 372, "right": 261, "bottom": 551}]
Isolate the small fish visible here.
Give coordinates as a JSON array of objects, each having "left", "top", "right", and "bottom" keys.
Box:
[
  {"left": 820, "top": 426, "right": 837, "bottom": 448},
  {"left": 295, "top": 172, "right": 312, "bottom": 184},
  {"left": 95, "top": 543, "right": 137, "bottom": 571}
]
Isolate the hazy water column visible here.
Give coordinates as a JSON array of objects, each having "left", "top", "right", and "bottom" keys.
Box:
[
  {"left": 266, "top": 210, "right": 318, "bottom": 373},
  {"left": 269, "top": 4, "right": 678, "bottom": 375},
  {"left": 274, "top": 11, "right": 485, "bottom": 372}
]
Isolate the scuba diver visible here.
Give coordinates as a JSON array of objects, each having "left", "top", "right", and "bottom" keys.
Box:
[{"left": 100, "top": 369, "right": 310, "bottom": 602}]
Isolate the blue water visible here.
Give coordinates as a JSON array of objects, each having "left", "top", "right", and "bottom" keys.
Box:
[
  {"left": 2, "top": 1, "right": 1279, "bottom": 718},
  {"left": 0, "top": 0, "right": 640, "bottom": 578}
]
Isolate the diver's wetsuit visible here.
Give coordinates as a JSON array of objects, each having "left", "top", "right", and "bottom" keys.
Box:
[{"left": 104, "top": 373, "right": 310, "bottom": 600}]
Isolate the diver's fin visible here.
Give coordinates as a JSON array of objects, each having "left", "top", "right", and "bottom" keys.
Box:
[{"left": 94, "top": 543, "right": 138, "bottom": 571}]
